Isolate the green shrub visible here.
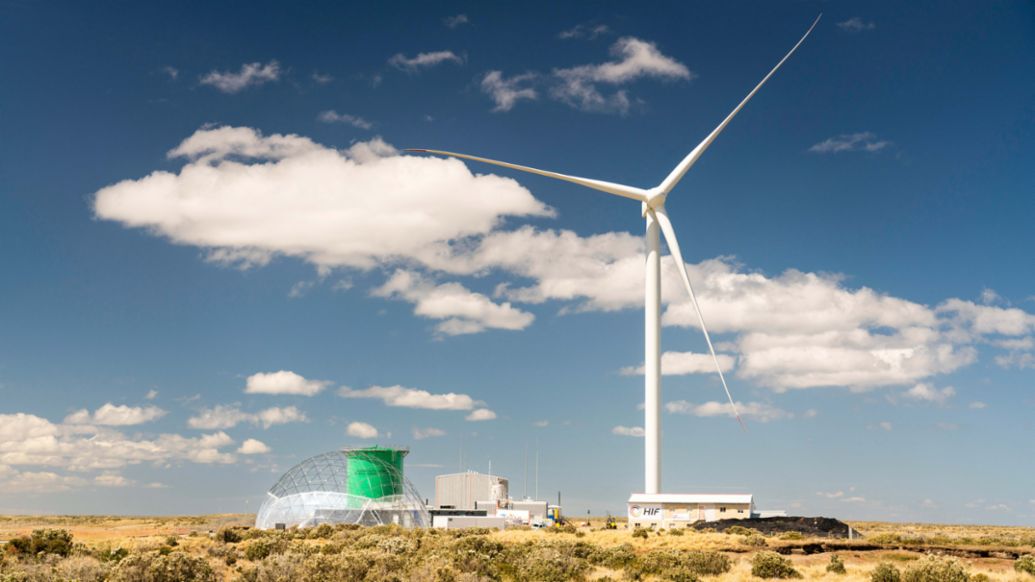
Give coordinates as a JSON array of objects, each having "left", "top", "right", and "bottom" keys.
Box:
[
  {"left": 587, "top": 543, "right": 636, "bottom": 569},
  {"left": 901, "top": 555, "right": 969, "bottom": 582},
  {"left": 1017, "top": 554, "right": 1035, "bottom": 576},
  {"left": 243, "top": 537, "right": 288, "bottom": 561},
  {"left": 215, "top": 527, "right": 242, "bottom": 544},
  {"left": 628, "top": 549, "right": 731, "bottom": 580},
  {"left": 827, "top": 554, "right": 847, "bottom": 574},
  {"left": 751, "top": 551, "right": 802, "bottom": 579},
  {"left": 501, "top": 542, "right": 590, "bottom": 582},
  {"left": 726, "top": 525, "right": 759, "bottom": 536},
  {"left": 668, "top": 528, "right": 684, "bottom": 536},
  {"left": 449, "top": 535, "right": 504, "bottom": 578},
  {"left": 110, "top": 551, "right": 217, "bottom": 582},
  {"left": 95, "top": 546, "right": 130, "bottom": 563},
  {"left": 970, "top": 574, "right": 990, "bottom": 582},
  {"left": 779, "top": 531, "right": 804, "bottom": 541},
  {"left": 6, "top": 529, "right": 75, "bottom": 558},
  {"left": 632, "top": 527, "right": 649, "bottom": 539},
  {"left": 742, "top": 534, "right": 767, "bottom": 547},
  {"left": 871, "top": 562, "right": 902, "bottom": 582}
]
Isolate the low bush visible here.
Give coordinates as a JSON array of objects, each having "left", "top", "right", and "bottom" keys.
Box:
[
  {"left": 628, "top": 549, "right": 731, "bottom": 580},
  {"left": 631, "top": 527, "right": 649, "bottom": 539},
  {"left": 214, "top": 527, "right": 242, "bottom": 544},
  {"left": 110, "top": 551, "right": 217, "bottom": 582},
  {"left": 668, "top": 527, "right": 684, "bottom": 536},
  {"left": 871, "top": 562, "right": 902, "bottom": 582},
  {"left": 243, "top": 536, "right": 288, "bottom": 561},
  {"left": 901, "top": 554, "right": 970, "bottom": 582},
  {"left": 742, "top": 534, "right": 767, "bottom": 547},
  {"left": 1017, "top": 554, "right": 1035, "bottom": 576},
  {"left": 587, "top": 543, "right": 636, "bottom": 569},
  {"left": 827, "top": 554, "right": 847, "bottom": 574},
  {"left": 751, "top": 551, "right": 802, "bottom": 579},
  {"left": 7, "top": 529, "right": 75, "bottom": 558},
  {"left": 779, "top": 531, "right": 804, "bottom": 541},
  {"left": 726, "top": 525, "right": 760, "bottom": 536}
]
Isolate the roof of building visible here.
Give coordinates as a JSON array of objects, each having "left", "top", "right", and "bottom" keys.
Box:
[{"left": 627, "top": 493, "right": 754, "bottom": 505}]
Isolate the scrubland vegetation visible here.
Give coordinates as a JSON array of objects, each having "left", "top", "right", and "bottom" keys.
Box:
[{"left": 1, "top": 515, "right": 1034, "bottom": 581}]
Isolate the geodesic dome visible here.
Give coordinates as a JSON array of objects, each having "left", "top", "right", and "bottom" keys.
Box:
[{"left": 255, "top": 448, "right": 429, "bottom": 529}]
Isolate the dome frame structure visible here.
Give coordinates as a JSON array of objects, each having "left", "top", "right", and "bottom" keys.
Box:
[{"left": 255, "top": 448, "right": 429, "bottom": 529}]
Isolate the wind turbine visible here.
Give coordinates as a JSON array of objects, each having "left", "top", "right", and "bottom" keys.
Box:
[{"left": 410, "top": 16, "right": 820, "bottom": 495}]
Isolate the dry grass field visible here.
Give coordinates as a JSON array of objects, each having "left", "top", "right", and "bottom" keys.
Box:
[{"left": 1, "top": 514, "right": 1033, "bottom": 581}]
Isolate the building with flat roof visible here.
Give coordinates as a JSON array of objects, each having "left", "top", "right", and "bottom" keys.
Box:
[
  {"left": 627, "top": 493, "right": 754, "bottom": 529},
  {"left": 434, "top": 471, "right": 508, "bottom": 510}
]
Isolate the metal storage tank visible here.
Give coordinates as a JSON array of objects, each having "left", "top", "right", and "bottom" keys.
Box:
[{"left": 344, "top": 447, "right": 407, "bottom": 506}]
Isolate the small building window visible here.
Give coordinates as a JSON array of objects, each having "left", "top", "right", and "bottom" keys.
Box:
[
  {"left": 738, "top": 509, "right": 744, "bottom": 513},
  {"left": 720, "top": 507, "right": 726, "bottom": 513}
]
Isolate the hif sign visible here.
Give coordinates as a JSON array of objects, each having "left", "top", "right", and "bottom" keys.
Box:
[{"left": 628, "top": 504, "right": 662, "bottom": 520}]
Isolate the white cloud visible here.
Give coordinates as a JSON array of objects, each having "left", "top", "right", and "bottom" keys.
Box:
[
  {"left": 244, "top": 371, "right": 329, "bottom": 396},
  {"left": 187, "top": 405, "right": 306, "bottom": 429},
  {"left": 995, "top": 336, "right": 1034, "bottom": 350},
  {"left": 374, "top": 270, "right": 534, "bottom": 335},
  {"left": 346, "top": 421, "right": 379, "bottom": 439},
  {"left": 939, "top": 299, "right": 1035, "bottom": 336},
  {"left": 145, "top": 389, "right": 159, "bottom": 400},
  {"left": 612, "top": 425, "right": 645, "bottom": 437},
  {"left": 837, "top": 17, "right": 876, "bottom": 32},
  {"left": 93, "top": 127, "right": 551, "bottom": 271},
  {"left": 94, "top": 473, "right": 133, "bottom": 487},
  {"left": 809, "top": 132, "right": 890, "bottom": 153},
  {"left": 237, "top": 438, "right": 271, "bottom": 455},
  {"left": 338, "top": 385, "right": 477, "bottom": 410},
  {"left": 465, "top": 408, "right": 496, "bottom": 421},
  {"left": 0, "top": 470, "right": 88, "bottom": 493},
  {"left": 843, "top": 496, "right": 867, "bottom": 503},
  {"left": 0, "top": 412, "right": 237, "bottom": 475},
  {"left": 388, "top": 50, "right": 463, "bottom": 72},
  {"left": 312, "top": 72, "right": 333, "bottom": 84},
  {"left": 412, "top": 427, "right": 446, "bottom": 440},
  {"left": 559, "top": 23, "right": 610, "bottom": 40},
  {"left": 443, "top": 14, "right": 468, "bottom": 28},
  {"left": 317, "top": 110, "right": 373, "bottom": 130},
  {"left": 969, "top": 401, "right": 988, "bottom": 410},
  {"left": 665, "top": 400, "right": 791, "bottom": 422},
  {"left": 162, "top": 66, "right": 179, "bottom": 80},
  {"left": 901, "top": 383, "right": 955, "bottom": 405},
  {"left": 200, "top": 61, "right": 281, "bottom": 93},
  {"left": 995, "top": 352, "right": 1035, "bottom": 369},
  {"left": 551, "top": 37, "right": 691, "bottom": 113},
  {"left": 621, "top": 351, "right": 735, "bottom": 376},
  {"left": 878, "top": 421, "right": 893, "bottom": 432},
  {"left": 65, "top": 404, "right": 166, "bottom": 426},
  {"left": 533, "top": 420, "right": 549, "bottom": 428},
  {"left": 817, "top": 490, "right": 845, "bottom": 499},
  {"left": 92, "top": 127, "right": 1035, "bottom": 392},
  {"left": 481, "top": 71, "right": 538, "bottom": 112}
]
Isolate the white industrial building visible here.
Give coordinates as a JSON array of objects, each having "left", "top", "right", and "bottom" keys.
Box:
[
  {"left": 627, "top": 493, "right": 754, "bottom": 529},
  {"left": 434, "top": 471, "right": 508, "bottom": 510}
]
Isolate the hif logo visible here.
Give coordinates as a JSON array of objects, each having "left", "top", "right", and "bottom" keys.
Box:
[{"left": 630, "top": 505, "right": 642, "bottom": 517}]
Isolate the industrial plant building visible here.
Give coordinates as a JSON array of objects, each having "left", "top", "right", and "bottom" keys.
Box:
[
  {"left": 627, "top": 493, "right": 754, "bottom": 529},
  {"left": 433, "top": 471, "right": 509, "bottom": 509}
]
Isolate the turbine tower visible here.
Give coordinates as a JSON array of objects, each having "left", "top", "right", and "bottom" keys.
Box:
[{"left": 410, "top": 16, "right": 819, "bottom": 495}]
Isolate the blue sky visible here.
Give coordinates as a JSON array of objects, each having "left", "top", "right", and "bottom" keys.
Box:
[{"left": 1, "top": 1, "right": 1034, "bottom": 524}]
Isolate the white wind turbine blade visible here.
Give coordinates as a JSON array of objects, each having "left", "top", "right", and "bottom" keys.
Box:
[
  {"left": 651, "top": 206, "right": 744, "bottom": 429},
  {"left": 656, "top": 14, "right": 822, "bottom": 196},
  {"left": 406, "top": 148, "right": 648, "bottom": 202}
]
